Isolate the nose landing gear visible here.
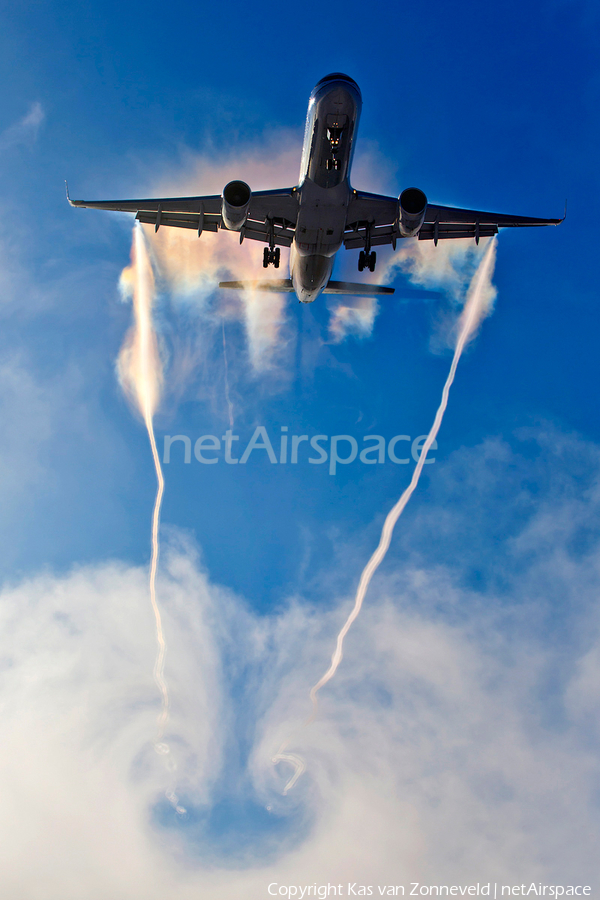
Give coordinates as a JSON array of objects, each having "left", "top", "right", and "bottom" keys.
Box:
[
  {"left": 263, "top": 247, "right": 281, "bottom": 269},
  {"left": 358, "top": 250, "right": 376, "bottom": 273}
]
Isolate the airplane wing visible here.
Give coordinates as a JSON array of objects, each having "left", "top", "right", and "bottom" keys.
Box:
[
  {"left": 344, "top": 190, "right": 564, "bottom": 249},
  {"left": 67, "top": 186, "right": 299, "bottom": 247}
]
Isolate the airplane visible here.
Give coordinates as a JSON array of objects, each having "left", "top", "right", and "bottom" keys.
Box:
[{"left": 68, "top": 73, "right": 563, "bottom": 304}]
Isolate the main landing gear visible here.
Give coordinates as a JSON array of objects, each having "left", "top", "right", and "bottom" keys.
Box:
[
  {"left": 263, "top": 247, "right": 280, "bottom": 268},
  {"left": 358, "top": 250, "right": 376, "bottom": 273}
]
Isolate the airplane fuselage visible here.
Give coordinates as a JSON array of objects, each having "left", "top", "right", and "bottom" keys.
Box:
[{"left": 290, "top": 74, "right": 362, "bottom": 303}]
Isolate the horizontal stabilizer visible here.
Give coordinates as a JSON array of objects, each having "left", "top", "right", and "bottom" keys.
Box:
[
  {"left": 322, "top": 280, "right": 394, "bottom": 295},
  {"left": 218, "top": 279, "right": 395, "bottom": 295},
  {"left": 219, "top": 279, "right": 296, "bottom": 292}
]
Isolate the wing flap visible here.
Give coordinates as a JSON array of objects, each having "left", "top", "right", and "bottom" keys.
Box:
[
  {"left": 130, "top": 210, "right": 295, "bottom": 244},
  {"left": 135, "top": 211, "right": 220, "bottom": 232},
  {"left": 344, "top": 224, "right": 397, "bottom": 249},
  {"left": 242, "top": 218, "right": 295, "bottom": 247},
  {"left": 418, "top": 223, "right": 499, "bottom": 241}
]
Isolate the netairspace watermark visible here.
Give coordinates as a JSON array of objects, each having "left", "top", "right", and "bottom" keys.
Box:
[
  {"left": 266, "top": 885, "right": 593, "bottom": 899},
  {"left": 163, "top": 427, "right": 437, "bottom": 475}
]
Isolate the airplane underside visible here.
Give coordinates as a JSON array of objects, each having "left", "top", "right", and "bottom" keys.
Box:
[
  {"left": 68, "top": 73, "right": 562, "bottom": 304},
  {"left": 290, "top": 247, "right": 335, "bottom": 304}
]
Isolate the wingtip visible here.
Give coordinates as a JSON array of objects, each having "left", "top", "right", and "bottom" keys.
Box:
[{"left": 65, "top": 180, "right": 83, "bottom": 207}]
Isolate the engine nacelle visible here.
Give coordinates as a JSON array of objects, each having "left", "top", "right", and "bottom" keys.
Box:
[
  {"left": 398, "top": 187, "right": 428, "bottom": 237},
  {"left": 222, "top": 180, "right": 251, "bottom": 231}
]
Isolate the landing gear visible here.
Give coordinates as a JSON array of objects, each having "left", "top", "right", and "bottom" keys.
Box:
[
  {"left": 358, "top": 250, "right": 376, "bottom": 273},
  {"left": 263, "top": 247, "right": 280, "bottom": 268}
]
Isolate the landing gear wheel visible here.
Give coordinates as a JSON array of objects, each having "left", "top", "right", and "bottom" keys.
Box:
[
  {"left": 368, "top": 251, "right": 377, "bottom": 273},
  {"left": 358, "top": 250, "right": 365, "bottom": 272},
  {"left": 263, "top": 247, "right": 280, "bottom": 268}
]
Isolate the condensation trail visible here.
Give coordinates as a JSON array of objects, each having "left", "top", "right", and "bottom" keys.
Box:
[
  {"left": 310, "top": 238, "right": 497, "bottom": 710},
  {"left": 222, "top": 319, "right": 234, "bottom": 428},
  {"left": 147, "top": 410, "right": 168, "bottom": 741},
  {"left": 119, "top": 223, "right": 169, "bottom": 742},
  {"left": 274, "top": 238, "right": 497, "bottom": 794}
]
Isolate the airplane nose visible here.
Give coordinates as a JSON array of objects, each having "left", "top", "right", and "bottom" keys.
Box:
[
  {"left": 312, "top": 73, "right": 362, "bottom": 103},
  {"left": 315, "top": 72, "right": 359, "bottom": 89}
]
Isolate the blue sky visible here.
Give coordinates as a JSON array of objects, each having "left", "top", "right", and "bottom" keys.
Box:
[{"left": 1, "top": 0, "right": 600, "bottom": 894}]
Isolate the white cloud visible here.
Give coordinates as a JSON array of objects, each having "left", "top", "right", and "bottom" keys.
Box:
[
  {"left": 1, "top": 430, "right": 599, "bottom": 896},
  {"left": 0, "top": 102, "right": 45, "bottom": 152},
  {"left": 327, "top": 297, "right": 379, "bottom": 344}
]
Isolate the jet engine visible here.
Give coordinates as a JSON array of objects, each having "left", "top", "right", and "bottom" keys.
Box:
[
  {"left": 398, "top": 187, "right": 428, "bottom": 237},
  {"left": 222, "top": 180, "right": 251, "bottom": 231}
]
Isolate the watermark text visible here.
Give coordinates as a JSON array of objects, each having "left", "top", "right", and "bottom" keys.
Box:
[{"left": 163, "top": 427, "right": 437, "bottom": 475}]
